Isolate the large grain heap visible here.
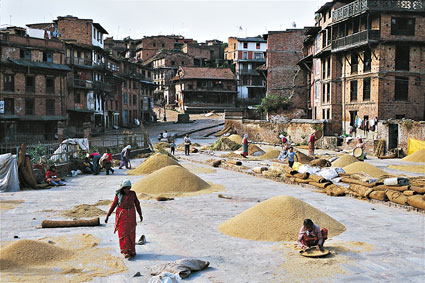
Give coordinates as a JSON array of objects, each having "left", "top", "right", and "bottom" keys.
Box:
[
  {"left": 132, "top": 165, "right": 222, "bottom": 197},
  {"left": 218, "top": 195, "right": 346, "bottom": 242},
  {"left": 227, "top": 134, "right": 242, "bottom": 144},
  {"left": 128, "top": 153, "right": 180, "bottom": 175},
  {"left": 343, "top": 162, "right": 388, "bottom": 178},
  {"left": 331, "top": 155, "right": 359, "bottom": 168},
  {"left": 402, "top": 149, "right": 425, "bottom": 163},
  {"left": 211, "top": 137, "right": 241, "bottom": 151},
  {"left": 0, "top": 239, "right": 74, "bottom": 269},
  {"left": 259, "top": 149, "right": 281, "bottom": 160}
]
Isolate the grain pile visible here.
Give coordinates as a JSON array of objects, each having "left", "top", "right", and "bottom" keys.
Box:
[
  {"left": 0, "top": 239, "right": 74, "bottom": 269},
  {"left": 342, "top": 162, "right": 388, "bottom": 178},
  {"left": 95, "top": 199, "right": 113, "bottom": 206},
  {"left": 402, "top": 149, "right": 425, "bottom": 163},
  {"left": 227, "top": 134, "right": 242, "bottom": 144},
  {"left": 388, "top": 165, "right": 425, "bottom": 174},
  {"left": 132, "top": 165, "right": 223, "bottom": 198},
  {"left": 331, "top": 155, "right": 359, "bottom": 168},
  {"left": 127, "top": 153, "right": 181, "bottom": 175},
  {"left": 154, "top": 141, "right": 170, "bottom": 150},
  {"left": 218, "top": 195, "right": 346, "bottom": 242},
  {"left": 248, "top": 144, "right": 264, "bottom": 155},
  {"left": 0, "top": 234, "right": 126, "bottom": 283},
  {"left": 211, "top": 137, "right": 241, "bottom": 151},
  {"left": 295, "top": 150, "right": 313, "bottom": 163},
  {"left": 61, "top": 204, "right": 106, "bottom": 219},
  {"left": 258, "top": 149, "right": 281, "bottom": 160}
]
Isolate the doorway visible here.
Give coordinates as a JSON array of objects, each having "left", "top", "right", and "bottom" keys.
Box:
[{"left": 388, "top": 124, "right": 398, "bottom": 150}]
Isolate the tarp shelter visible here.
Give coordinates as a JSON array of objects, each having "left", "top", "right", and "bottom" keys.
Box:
[
  {"left": 0, "top": 153, "right": 20, "bottom": 192},
  {"left": 50, "top": 138, "right": 89, "bottom": 163},
  {"left": 407, "top": 138, "right": 425, "bottom": 155}
]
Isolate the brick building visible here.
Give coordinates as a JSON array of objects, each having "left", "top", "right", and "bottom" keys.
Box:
[
  {"left": 182, "top": 40, "right": 225, "bottom": 67},
  {"left": 225, "top": 37, "right": 267, "bottom": 106},
  {"left": 0, "top": 32, "right": 71, "bottom": 142},
  {"left": 135, "top": 35, "right": 193, "bottom": 62},
  {"left": 173, "top": 67, "right": 237, "bottom": 113},
  {"left": 263, "top": 29, "right": 308, "bottom": 117},
  {"left": 143, "top": 51, "right": 195, "bottom": 105},
  {"left": 298, "top": 0, "right": 425, "bottom": 137}
]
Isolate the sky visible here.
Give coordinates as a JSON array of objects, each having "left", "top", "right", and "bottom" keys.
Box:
[{"left": 0, "top": 0, "right": 326, "bottom": 42}]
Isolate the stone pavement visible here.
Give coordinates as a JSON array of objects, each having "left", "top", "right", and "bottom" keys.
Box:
[{"left": 1, "top": 148, "right": 424, "bottom": 282}]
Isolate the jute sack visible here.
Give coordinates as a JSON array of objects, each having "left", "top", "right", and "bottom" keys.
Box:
[
  {"left": 349, "top": 184, "right": 373, "bottom": 198},
  {"left": 402, "top": 190, "right": 415, "bottom": 196},
  {"left": 369, "top": 191, "right": 387, "bottom": 201},
  {"left": 407, "top": 195, "right": 425, "bottom": 210},
  {"left": 410, "top": 186, "right": 425, "bottom": 194},
  {"left": 386, "top": 190, "right": 408, "bottom": 205}
]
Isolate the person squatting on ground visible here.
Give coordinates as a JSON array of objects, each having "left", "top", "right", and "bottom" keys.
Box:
[
  {"left": 45, "top": 165, "right": 66, "bottom": 186},
  {"left": 105, "top": 179, "right": 143, "bottom": 259},
  {"left": 82, "top": 157, "right": 93, "bottom": 174},
  {"left": 281, "top": 146, "right": 298, "bottom": 168},
  {"left": 103, "top": 148, "right": 114, "bottom": 175},
  {"left": 241, "top": 134, "right": 248, "bottom": 158},
  {"left": 170, "top": 140, "right": 176, "bottom": 155},
  {"left": 297, "top": 219, "right": 328, "bottom": 252},
  {"left": 184, "top": 134, "right": 191, "bottom": 156},
  {"left": 119, "top": 145, "right": 132, "bottom": 169},
  {"left": 89, "top": 152, "right": 101, "bottom": 175}
]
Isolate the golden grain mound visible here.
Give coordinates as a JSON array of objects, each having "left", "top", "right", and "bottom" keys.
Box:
[
  {"left": 343, "top": 162, "right": 388, "bottom": 178},
  {"left": 248, "top": 144, "right": 263, "bottom": 155},
  {"left": 128, "top": 153, "right": 180, "bottom": 175},
  {"left": 388, "top": 165, "right": 425, "bottom": 174},
  {"left": 295, "top": 150, "right": 313, "bottom": 163},
  {"left": 218, "top": 195, "right": 346, "bottom": 242},
  {"left": 402, "top": 149, "right": 425, "bottom": 163},
  {"left": 62, "top": 204, "right": 106, "bottom": 219},
  {"left": 331, "top": 155, "right": 359, "bottom": 167},
  {"left": 228, "top": 134, "right": 242, "bottom": 144},
  {"left": 259, "top": 149, "right": 281, "bottom": 160},
  {"left": 211, "top": 137, "right": 241, "bottom": 151},
  {"left": 132, "top": 165, "right": 222, "bottom": 197},
  {"left": 0, "top": 239, "right": 74, "bottom": 269},
  {"left": 154, "top": 141, "right": 170, "bottom": 150}
]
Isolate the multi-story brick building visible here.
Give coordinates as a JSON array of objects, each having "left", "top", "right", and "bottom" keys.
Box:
[
  {"left": 143, "top": 51, "right": 195, "bottom": 105},
  {"left": 299, "top": 0, "right": 425, "bottom": 137},
  {"left": 225, "top": 37, "right": 267, "bottom": 106},
  {"left": 263, "top": 29, "right": 308, "bottom": 117},
  {"left": 121, "top": 60, "right": 156, "bottom": 126},
  {"left": 0, "top": 32, "right": 71, "bottom": 142},
  {"left": 173, "top": 67, "right": 237, "bottom": 113},
  {"left": 135, "top": 35, "right": 193, "bottom": 62}
]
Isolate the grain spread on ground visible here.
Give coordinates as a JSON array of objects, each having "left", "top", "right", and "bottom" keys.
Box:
[
  {"left": 182, "top": 163, "right": 217, "bottom": 174},
  {"left": 342, "top": 162, "right": 388, "bottom": 178},
  {"left": 95, "top": 199, "right": 113, "bottom": 206},
  {"left": 218, "top": 195, "right": 345, "bottom": 242},
  {"left": 275, "top": 240, "right": 374, "bottom": 282},
  {"left": 61, "top": 204, "right": 106, "bottom": 219},
  {"left": 227, "top": 134, "right": 242, "bottom": 144},
  {"left": 388, "top": 165, "right": 425, "bottom": 174},
  {"left": 402, "top": 149, "right": 425, "bottom": 163},
  {"left": 0, "top": 200, "right": 24, "bottom": 211},
  {"left": 0, "top": 234, "right": 126, "bottom": 283},
  {"left": 133, "top": 165, "right": 224, "bottom": 199},
  {"left": 127, "top": 153, "right": 181, "bottom": 175},
  {"left": 331, "top": 155, "right": 359, "bottom": 168}
]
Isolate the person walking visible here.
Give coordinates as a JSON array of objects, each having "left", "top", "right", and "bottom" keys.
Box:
[
  {"left": 105, "top": 179, "right": 143, "bottom": 259},
  {"left": 104, "top": 148, "right": 114, "bottom": 175},
  {"left": 170, "top": 140, "right": 176, "bottom": 155},
  {"left": 119, "top": 145, "right": 132, "bottom": 169},
  {"left": 89, "top": 152, "right": 101, "bottom": 175},
  {"left": 184, "top": 134, "right": 191, "bottom": 156},
  {"left": 241, "top": 134, "right": 248, "bottom": 158},
  {"left": 281, "top": 146, "right": 298, "bottom": 168}
]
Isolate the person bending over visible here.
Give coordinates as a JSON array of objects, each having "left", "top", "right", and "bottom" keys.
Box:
[{"left": 297, "top": 219, "right": 328, "bottom": 252}]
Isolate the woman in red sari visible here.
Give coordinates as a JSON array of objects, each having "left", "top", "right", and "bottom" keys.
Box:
[{"left": 105, "top": 179, "right": 143, "bottom": 258}]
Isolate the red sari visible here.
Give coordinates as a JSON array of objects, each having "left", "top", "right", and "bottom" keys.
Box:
[{"left": 107, "top": 191, "right": 142, "bottom": 256}]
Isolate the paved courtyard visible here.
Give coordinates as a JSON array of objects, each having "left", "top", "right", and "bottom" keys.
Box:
[{"left": 1, "top": 149, "right": 424, "bottom": 282}]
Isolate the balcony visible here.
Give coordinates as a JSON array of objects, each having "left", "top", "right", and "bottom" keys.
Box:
[
  {"left": 332, "top": 29, "right": 380, "bottom": 52},
  {"left": 93, "top": 81, "right": 113, "bottom": 93},
  {"left": 69, "top": 79, "right": 93, "bottom": 89},
  {"left": 66, "top": 57, "right": 92, "bottom": 67},
  {"left": 333, "top": 0, "right": 425, "bottom": 23},
  {"left": 239, "top": 69, "right": 260, "bottom": 76}
]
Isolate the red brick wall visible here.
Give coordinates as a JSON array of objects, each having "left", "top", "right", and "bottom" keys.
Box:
[{"left": 57, "top": 18, "right": 92, "bottom": 46}]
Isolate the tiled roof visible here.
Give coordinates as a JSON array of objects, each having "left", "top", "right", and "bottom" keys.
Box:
[{"left": 178, "top": 67, "right": 235, "bottom": 80}]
